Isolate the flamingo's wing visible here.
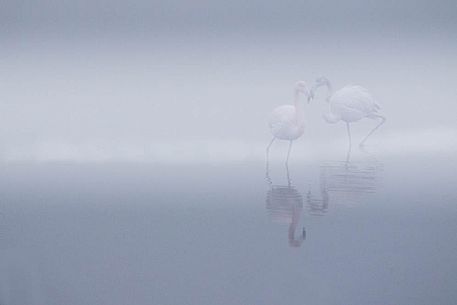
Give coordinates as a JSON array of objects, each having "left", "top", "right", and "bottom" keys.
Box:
[
  {"left": 268, "top": 105, "right": 296, "bottom": 135},
  {"left": 332, "top": 85, "right": 379, "bottom": 114}
]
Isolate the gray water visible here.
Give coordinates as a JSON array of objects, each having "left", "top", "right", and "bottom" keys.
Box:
[{"left": 0, "top": 150, "right": 456, "bottom": 305}]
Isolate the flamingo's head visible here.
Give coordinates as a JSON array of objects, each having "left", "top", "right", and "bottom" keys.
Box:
[
  {"left": 294, "top": 81, "right": 313, "bottom": 103},
  {"left": 314, "top": 76, "right": 331, "bottom": 87},
  {"left": 312, "top": 77, "right": 332, "bottom": 102}
]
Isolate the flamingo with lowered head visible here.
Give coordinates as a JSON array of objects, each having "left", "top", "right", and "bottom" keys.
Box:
[
  {"left": 266, "top": 81, "right": 313, "bottom": 164},
  {"left": 311, "top": 77, "right": 386, "bottom": 147}
]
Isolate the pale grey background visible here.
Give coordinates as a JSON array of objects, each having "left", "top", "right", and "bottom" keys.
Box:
[
  {"left": 1, "top": 0, "right": 456, "bottom": 162},
  {"left": 1, "top": 2, "right": 457, "bottom": 304}
]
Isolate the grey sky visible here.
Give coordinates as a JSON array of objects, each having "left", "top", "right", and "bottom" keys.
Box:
[
  {"left": 2, "top": 0, "right": 456, "bottom": 38},
  {"left": 1, "top": 0, "right": 456, "bottom": 161}
]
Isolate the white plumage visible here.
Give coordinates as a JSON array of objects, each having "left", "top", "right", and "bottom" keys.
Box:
[
  {"left": 266, "top": 81, "right": 312, "bottom": 164},
  {"left": 268, "top": 105, "right": 305, "bottom": 140},
  {"left": 312, "top": 78, "right": 385, "bottom": 147},
  {"left": 325, "top": 85, "right": 381, "bottom": 123}
]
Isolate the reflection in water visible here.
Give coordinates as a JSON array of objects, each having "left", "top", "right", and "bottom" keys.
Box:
[
  {"left": 265, "top": 164, "right": 306, "bottom": 247},
  {"left": 317, "top": 146, "right": 382, "bottom": 208},
  {"left": 306, "top": 180, "right": 329, "bottom": 216}
]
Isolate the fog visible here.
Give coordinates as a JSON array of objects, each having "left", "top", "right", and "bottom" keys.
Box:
[
  {"left": 2, "top": 2, "right": 457, "bottom": 304},
  {"left": 1, "top": 0, "right": 456, "bottom": 162}
]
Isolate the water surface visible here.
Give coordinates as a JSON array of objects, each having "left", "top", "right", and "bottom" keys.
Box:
[{"left": 0, "top": 151, "right": 456, "bottom": 305}]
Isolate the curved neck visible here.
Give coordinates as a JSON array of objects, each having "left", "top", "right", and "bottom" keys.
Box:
[
  {"left": 324, "top": 82, "right": 333, "bottom": 102},
  {"left": 294, "top": 90, "right": 305, "bottom": 125},
  {"left": 324, "top": 82, "right": 333, "bottom": 101},
  {"left": 312, "top": 81, "right": 333, "bottom": 101}
]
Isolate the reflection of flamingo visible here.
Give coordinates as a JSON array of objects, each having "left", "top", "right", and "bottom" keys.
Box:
[
  {"left": 265, "top": 163, "right": 306, "bottom": 247},
  {"left": 317, "top": 146, "right": 382, "bottom": 209},
  {"left": 266, "top": 81, "right": 313, "bottom": 165},
  {"left": 311, "top": 77, "right": 386, "bottom": 147},
  {"left": 306, "top": 177, "right": 329, "bottom": 216}
]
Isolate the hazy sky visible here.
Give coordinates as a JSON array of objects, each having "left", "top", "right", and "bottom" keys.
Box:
[
  {"left": 2, "top": 0, "right": 456, "bottom": 43},
  {"left": 1, "top": 0, "right": 456, "bottom": 161}
]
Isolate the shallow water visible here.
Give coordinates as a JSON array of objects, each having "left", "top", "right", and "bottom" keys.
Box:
[{"left": 0, "top": 151, "right": 456, "bottom": 305}]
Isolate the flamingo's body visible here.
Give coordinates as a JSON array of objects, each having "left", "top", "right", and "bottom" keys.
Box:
[
  {"left": 312, "top": 78, "right": 385, "bottom": 147},
  {"left": 324, "top": 85, "right": 381, "bottom": 123},
  {"left": 266, "top": 81, "right": 312, "bottom": 164},
  {"left": 268, "top": 105, "right": 305, "bottom": 141}
]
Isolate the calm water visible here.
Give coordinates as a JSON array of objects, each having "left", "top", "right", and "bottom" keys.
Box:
[{"left": 0, "top": 151, "right": 456, "bottom": 305}]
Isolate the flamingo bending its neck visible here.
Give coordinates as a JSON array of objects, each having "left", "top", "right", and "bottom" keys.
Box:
[{"left": 311, "top": 77, "right": 386, "bottom": 147}]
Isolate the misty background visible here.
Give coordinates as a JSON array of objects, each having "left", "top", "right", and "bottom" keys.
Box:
[
  {"left": 2, "top": 3, "right": 457, "bottom": 305},
  {"left": 1, "top": 0, "right": 456, "bottom": 162}
]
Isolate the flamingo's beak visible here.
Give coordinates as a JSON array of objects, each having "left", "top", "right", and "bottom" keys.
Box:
[{"left": 307, "top": 93, "right": 314, "bottom": 103}]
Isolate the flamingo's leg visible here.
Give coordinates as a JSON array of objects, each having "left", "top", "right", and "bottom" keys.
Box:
[
  {"left": 285, "top": 160, "right": 291, "bottom": 187},
  {"left": 346, "top": 122, "right": 352, "bottom": 149},
  {"left": 266, "top": 137, "right": 276, "bottom": 155},
  {"left": 285, "top": 140, "right": 293, "bottom": 165},
  {"left": 360, "top": 114, "right": 386, "bottom": 147},
  {"left": 265, "top": 137, "right": 275, "bottom": 184}
]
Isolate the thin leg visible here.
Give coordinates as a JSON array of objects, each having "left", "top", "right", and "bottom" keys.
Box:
[
  {"left": 266, "top": 137, "right": 276, "bottom": 156},
  {"left": 265, "top": 137, "right": 275, "bottom": 184},
  {"left": 285, "top": 140, "right": 293, "bottom": 165},
  {"left": 346, "top": 122, "right": 352, "bottom": 149},
  {"left": 285, "top": 161, "right": 291, "bottom": 187},
  {"left": 360, "top": 114, "right": 386, "bottom": 147}
]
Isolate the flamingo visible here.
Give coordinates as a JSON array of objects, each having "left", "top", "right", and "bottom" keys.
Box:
[
  {"left": 266, "top": 81, "right": 313, "bottom": 164},
  {"left": 265, "top": 162, "right": 306, "bottom": 247},
  {"left": 311, "top": 77, "right": 386, "bottom": 147}
]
